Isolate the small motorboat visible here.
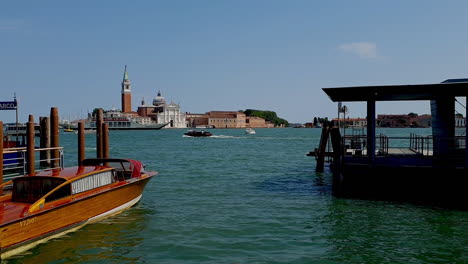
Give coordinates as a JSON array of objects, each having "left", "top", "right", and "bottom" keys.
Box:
[
  {"left": 184, "top": 130, "right": 212, "bottom": 137},
  {"left": 245, "top": 128, "right": 256, "bottom": 134},
  {"left": 74, "top": 129, "right": 96, "bottom": 135}
]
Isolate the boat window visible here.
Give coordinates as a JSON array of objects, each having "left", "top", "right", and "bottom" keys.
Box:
[
  {"left": 45, "top": 184, "right": 71, "bottom": 202},
  {"left": 13, "top": 178, "right": 66, "bottom": 204},
  {"left": 71, "top": 170, "right": 115, "bottom": 194}
]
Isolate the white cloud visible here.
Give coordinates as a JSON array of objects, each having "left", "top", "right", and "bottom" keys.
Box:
[{"left": 339, "top": 42, "right": 377, "bottom": 58}]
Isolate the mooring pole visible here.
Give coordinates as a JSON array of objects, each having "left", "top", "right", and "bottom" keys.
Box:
[
  {"left": 50, "top": 107, "right": 60, "bottom": 168},
  {"left": 78, "top": 121, "right": 85, "bottom": 166},
  {"left": 0, "top": 121, "right": 4, "bottom": 192},
  {"left": 96, "top": 108, "right": 103, "bottom": 158},
  {"left": 102, "top": 123, "right": 109, "bottom": 159},
  {"left": 26, "top": 115, "right": 35, "bottom": 175},
  {"left": 40, "top": 116, "right": 51, "bottom": 167}
]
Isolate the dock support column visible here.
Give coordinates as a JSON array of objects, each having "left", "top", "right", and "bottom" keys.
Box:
[
  {"left": 0, "top": 122, "right": 3, "bottom": 192},
  {"left": 26, "top": 115, "right": 35, "bottom": 175},
  {"left": 39, "top": 116, "right": 50, "bottom": 167},
  {"left": 431, "top": 97, "right": 455, "bottom": 163},
  {"left": 102, "top": 123, "right": 109, "bottom": 159},
  {"left": 367, "top": 99, "right": 376, "bottom": 165},
  {"left": 96, "top": 109, "right": 103, "bottom": 158},
  {"left": 50, "top": 107, "right": 60, "bottom": 168},
  {"left": 78, "top": 121, "right": 85, "bottom": 166},
  {"left": 465, "top": 96, "right": 468, "bottom": 168}
]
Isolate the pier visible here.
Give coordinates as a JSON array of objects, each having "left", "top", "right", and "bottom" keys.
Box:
[{"left": 312, "top": 79, "right": 468, "bottom": 209}]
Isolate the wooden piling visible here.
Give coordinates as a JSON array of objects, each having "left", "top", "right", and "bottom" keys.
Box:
[
  {"left": 96, "top": 108, "right": 103, "bottom": 158},
  {"left": 50, "top": 107, "right": 60, "bottom": 168},
  {"left": 78, "top": 121, "right": 85, "bottom": 166},
  {"left": 40, "top": 116, "right": 51, "bottom": 166},
  {"left": 0, "top": 121, "right": 3, "bottom": 192},
  {"left": 27, "top": 115, "right": 35, "bottom": 175},
  {"left": 316, "top": 125, "right": 330, "bottom": 172},
  {"left": 102, "top": 123, "right": 109, "bottom": 159}
]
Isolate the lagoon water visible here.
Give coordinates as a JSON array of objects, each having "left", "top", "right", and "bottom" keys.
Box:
[{"left": 6, "top": 128, "right": 468, "bottom": 264}]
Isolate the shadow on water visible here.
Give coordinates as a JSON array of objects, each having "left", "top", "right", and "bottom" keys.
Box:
[
  {"left": 318, "top": 199, "right": 468, "bottom": 264},
  {"left": 255, "top": 166, "right": 333, "bottom": 197},
  {"left": 4, "top": 205, "right": 155, "bottom": 264}
]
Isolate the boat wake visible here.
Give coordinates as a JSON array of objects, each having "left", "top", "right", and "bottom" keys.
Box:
[{"left": 209, "top": 135, "right": 237, "bottom": 138}]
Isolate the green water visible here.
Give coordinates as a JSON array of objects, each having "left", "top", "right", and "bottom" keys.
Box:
[{"left": 5, "top": 128, "right": 468, "bottom": 264}]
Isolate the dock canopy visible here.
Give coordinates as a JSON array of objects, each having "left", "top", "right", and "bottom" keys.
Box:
[{"left": 323, "top": 79, "right": 468, "bottom": 102}]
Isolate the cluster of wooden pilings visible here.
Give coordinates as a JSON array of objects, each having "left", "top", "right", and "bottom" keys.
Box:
[
  {"left": 310, "top": 122, "right": 342, "bottom": 172},
  {"left": 1, "top": 107, "right": 109, "bottom": 186}
]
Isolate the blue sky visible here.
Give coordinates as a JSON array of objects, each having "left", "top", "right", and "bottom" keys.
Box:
[{"left": 1, "top": 1, "right": 468, "bottom": 124}]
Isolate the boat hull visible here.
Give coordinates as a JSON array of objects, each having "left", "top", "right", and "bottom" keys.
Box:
[{"left": 0, "top": 177, "right": 151, "bottom": 259}]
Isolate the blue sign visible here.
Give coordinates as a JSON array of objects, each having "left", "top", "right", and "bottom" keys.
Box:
[{"left": 0, "top": 101, "right": 17, "bottom": 110}]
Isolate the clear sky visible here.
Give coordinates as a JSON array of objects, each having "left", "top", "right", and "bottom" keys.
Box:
[{"left": 1, "top": 0, "right": 468, "bottom": 124}]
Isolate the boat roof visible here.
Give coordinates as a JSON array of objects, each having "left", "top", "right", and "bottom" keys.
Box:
[
  {"left": 322, "top": 79, "right": 468, "bottom": 102},
  {"left": 14, "top": 159, "right": 143, "bottom": 181},
  {"left": 24, "top": 166, "right": 110, "bottom": 181}
]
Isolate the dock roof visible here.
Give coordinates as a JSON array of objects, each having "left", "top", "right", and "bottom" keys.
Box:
[{"left": 322, "top": 79, "right": 468, "bottom": 102}]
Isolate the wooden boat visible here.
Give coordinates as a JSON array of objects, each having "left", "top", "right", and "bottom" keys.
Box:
[
  {"left": 184, "top": 130, "right": 212, "bottom": 137},
  {"left": 0, "top": 158, "right": 156, "bottom": 259}
]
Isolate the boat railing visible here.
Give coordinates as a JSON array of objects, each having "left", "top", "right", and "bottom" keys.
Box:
[{"left": 2, "top": 147, "right": 64, "bottom": 182}]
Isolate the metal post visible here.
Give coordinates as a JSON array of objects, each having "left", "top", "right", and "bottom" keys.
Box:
[
  {"left": 78, "top": 121, "right": 85, "bottom": 166},
  {"left": 15, "top": 94, "right": 18, "bottom": 143},
  {"left": 26, "top": 115, "right": 35, "bottom": 175}
]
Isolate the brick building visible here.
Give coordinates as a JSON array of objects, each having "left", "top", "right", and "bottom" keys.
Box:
[{"left": 186, "top": 111, "right": 270, "bottom": 128}]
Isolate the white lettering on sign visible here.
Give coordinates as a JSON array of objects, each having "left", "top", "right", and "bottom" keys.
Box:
[{"left": 0, "top": 101, "right": 17, "bottom": 110}]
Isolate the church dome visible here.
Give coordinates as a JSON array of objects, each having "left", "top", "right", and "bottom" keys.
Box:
[{"left": 152, "top": 91, "right": 166, "bottom": 106}]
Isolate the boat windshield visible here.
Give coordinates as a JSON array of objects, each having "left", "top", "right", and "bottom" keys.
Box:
[{"left": 12, "top": 177, "right": 67, "bottom": 204}]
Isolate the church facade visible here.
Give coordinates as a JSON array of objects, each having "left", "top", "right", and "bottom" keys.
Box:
[{"left": 121, "top": 66, "right": 186, "bottom": 128}]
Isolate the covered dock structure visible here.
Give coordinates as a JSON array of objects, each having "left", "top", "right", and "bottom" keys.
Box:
[{"left": 320, "top": 79, "right": 468, "bottom": 209}]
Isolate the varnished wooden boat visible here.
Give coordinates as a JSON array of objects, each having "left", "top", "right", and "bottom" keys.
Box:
[{"left": 0, "top": 158, "right": 156, "bottom": 259}]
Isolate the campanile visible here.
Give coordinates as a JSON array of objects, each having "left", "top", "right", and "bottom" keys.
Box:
[{"left": 121, "top": 65, "right": 132, "bottom": 113}]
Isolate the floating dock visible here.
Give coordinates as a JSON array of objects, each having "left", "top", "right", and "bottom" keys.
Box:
[{"left": 312, "top": 79, "right": 468, "bottom": 210}]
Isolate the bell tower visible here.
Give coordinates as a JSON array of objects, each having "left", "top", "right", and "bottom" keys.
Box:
[{"left": 121, "top": 65, "right": 132, "bottom": 113}]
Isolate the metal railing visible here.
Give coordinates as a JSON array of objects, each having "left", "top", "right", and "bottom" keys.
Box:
[
  {"left": 2, "top": 147, "right": 64, "bottom": 182},
  {"left": 342, "top": 134, "right": 468, "bottom": 158}
]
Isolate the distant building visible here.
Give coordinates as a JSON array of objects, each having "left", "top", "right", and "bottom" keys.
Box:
[
  {"left": 455, "top": 116, "right": 466, "bottom": 127},
  {"left": 137, "top": 91, "right": 186, "bottom": 128},
  {"left": 333, "top": 114, "right": 462, "bottom": 128},
  {"left": 332, "top": 118, "right": 367, "bottom": 127},
  {"left": 186, "top": 111, "right": 271, "bottom": 128},
  {"left": 207, "top": 111, "right": 246, "bottom": 128}
]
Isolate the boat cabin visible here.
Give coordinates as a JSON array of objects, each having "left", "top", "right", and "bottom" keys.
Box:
[{"left": 7, "top": 159, "right": 145, "bottom": 208}]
